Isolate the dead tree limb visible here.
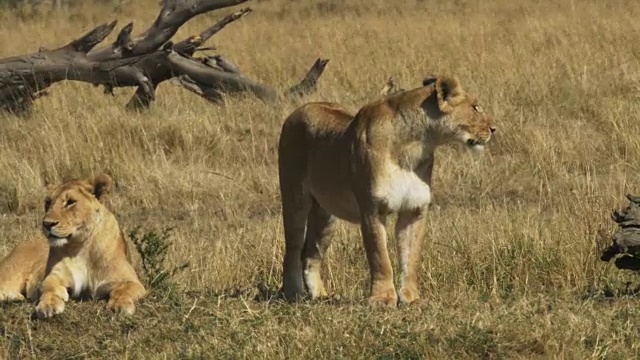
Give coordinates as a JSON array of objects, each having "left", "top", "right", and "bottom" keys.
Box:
[
  {"left": 124, "top": 7, "right": 253, "bottom": 110},
  {"left": 87, "top": 0, "right": 250, "bottom": 61},
  {"left": 0, "top": 21, "right": 156, "bottom": 114},
  {"left": 168, "top": 51, "right": 278, "bottom": 101},
  {"left": 173, "top": 7, "right": 252, "bottom": 57},
  {"left": 0, "top": 0, "right": 331, "bottom": 114},
  {"left": 286, "top": 58, "right": 331, "bottom": 98},
  {"left": 0, "top": 0, "right": 249, "bottom": 114},
  {"left": 171, "top": 55, "right": 330, "bottom": 104}
]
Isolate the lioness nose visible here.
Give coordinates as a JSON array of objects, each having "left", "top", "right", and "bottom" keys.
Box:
[
  {"left": 490, "top": 127, "right": 496, "bottom": 134},
  {"left": 42, "top": 220, "right": 58, "bottom": 230}
]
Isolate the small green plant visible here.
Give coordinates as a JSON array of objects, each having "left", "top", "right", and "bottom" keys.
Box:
[{"left": 128, "top": 226, "right": 189, "bottom": 292}]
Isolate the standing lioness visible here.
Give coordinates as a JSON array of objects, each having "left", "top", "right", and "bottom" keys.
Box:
[
  {"left": 278, "top": 76, "right": 495, "bottom": 307},
  {"left": 0, "top": 173, "right": 146, "bottom": 318}
]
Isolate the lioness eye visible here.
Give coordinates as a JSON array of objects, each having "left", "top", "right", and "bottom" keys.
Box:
[
  {"left": 65, "top": 199, "right": 76, "bottom": 208},
  {"left": 44, "top": 198, "right": 52, "bottom": 211}
]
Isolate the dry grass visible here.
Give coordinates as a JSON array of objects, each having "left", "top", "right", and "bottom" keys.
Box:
[{"left": 1, "top": 0, "right": 640, "bottom": 358}]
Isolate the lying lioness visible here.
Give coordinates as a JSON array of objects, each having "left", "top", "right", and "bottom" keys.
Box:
[
  {"left": 0, "top": 173, "right": 146, "bottom": 318},
  {"left": 277, "top": 76, "right": 495, "bottom": 307}
]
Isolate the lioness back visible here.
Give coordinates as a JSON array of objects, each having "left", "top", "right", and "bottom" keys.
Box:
[{"left": 279, "top": 102, "right": 361, "bottom": 223}]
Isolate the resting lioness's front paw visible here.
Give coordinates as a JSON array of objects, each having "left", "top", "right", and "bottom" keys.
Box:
[
  {"left": 108, "top": 295, "right": 135, "bottom": 315},
  {"left": 34, "top": 295, "right": 65, "bottom": 319}
]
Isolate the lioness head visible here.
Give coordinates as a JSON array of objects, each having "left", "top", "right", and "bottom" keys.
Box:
[
  {"left": 425, "top": 76, "right": 495, "bottom": 152},
  {"left": 42, "top": 173, "right": 113, "bottom": 247}
]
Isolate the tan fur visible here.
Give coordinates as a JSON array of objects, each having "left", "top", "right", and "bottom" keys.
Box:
[
  {"left": 0, "top": 173, "right": 146, "bottom": 318},
  {"left": 277, "top": 76, "right": 495, "bottom": 307}
]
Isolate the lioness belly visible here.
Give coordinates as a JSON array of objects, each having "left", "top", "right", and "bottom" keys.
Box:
[
  {"left": 310, "top": 186, "right": 360, "bottom": 223},
  {"left": 307, "top": 147, "right": 361, "bottom": 223}
]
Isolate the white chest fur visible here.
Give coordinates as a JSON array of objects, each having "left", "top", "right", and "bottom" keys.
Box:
[
  {"left": 68, "top": 262, "right": 88, "bottom": 297},
  {"left": 373, "top": 165, "right": 431, "bottom": 212}
]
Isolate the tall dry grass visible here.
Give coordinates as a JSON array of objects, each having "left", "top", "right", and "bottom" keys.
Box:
[{"left": 1, "top": 0, "right": 640, "bottom": 358}]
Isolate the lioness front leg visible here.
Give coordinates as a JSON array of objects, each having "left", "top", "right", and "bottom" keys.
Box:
[
  {"left": 106, "top": 280, "right": 146, "bottom": 315},
  {"left": 395, "top": 209, "right": 427, "bottom": 304},
  {"left": 33, "top": 268, "right": 72, "bottom": 319},
  {"left": 360, "top": 212, "right": 397, "bottom": 307}
]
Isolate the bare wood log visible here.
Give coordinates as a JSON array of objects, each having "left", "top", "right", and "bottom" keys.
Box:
[
  {"left": 0, "top": 0, "right": 250, "bottom": 113},
  {"left": 0, "top": 0, "right": 331, "bottom": 113},
  {"left": 0, "top": 21, "right": 156, "bottom": 114}
]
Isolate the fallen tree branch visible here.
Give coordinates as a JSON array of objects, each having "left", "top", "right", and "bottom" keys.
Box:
[
  {"left": 0, "top": 0, "right": 332, "bottom": 114},
  {"left": 0, "top": 21, "right": 157, "bottom": 114},
  {"left": 0, "top": 0, "right": 249, "bottom": 114}
]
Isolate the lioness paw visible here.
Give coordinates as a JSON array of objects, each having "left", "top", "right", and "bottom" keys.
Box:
[
  {"left": 108, "top": 296, "right": 135, "bottom": 316},
  {"left": 398, "top": 287, "right": 421, "bottom": 305},
  {"left": 34, "top": 297, "right": 65, "bottom": 319},
  {"left": 367, "top": 290, "right": 398, "bottom": 308},
  {"left": 0, "top": 290, "right": 25, "bottom": 302}
]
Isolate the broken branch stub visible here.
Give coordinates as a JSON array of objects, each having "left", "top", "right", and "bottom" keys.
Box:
[
  {"left": 171, "top": 55, "right": 330, "bottom": 104},
  {"left": 173, "top": 7, "right": 253, "bottom": 57},
  {"left": 88, "top": 0, "right": 250, "bottom": 61}
]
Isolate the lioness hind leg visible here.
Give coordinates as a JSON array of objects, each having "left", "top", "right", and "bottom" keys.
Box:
[
  {"left": 302, "top": 199, "right": 337, "bottom": 299},
  {"left": 0, "top": 289, "right": 25, "bottom": 302},
  {"left": 0, "top": 239, "right": 48, "bottom": 303},
  {"left": 0, "top": 271, "right": 26, "bottom": 303},
  {"left": 395, "top": 209, "right": 427, "bottom": 305},
  {"left": 279, "top": 175, "right": 312, "bottom": 301}
]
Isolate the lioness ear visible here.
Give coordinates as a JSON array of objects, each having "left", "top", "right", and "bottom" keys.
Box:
[
  {"left": 422, "top": 77, "right": 437, "bottom": 87},
  {"left": 42, "top": 171, "right": 57, "bottom": 192},
  {"left": 88, "top": 173, "right": 113, "bottom": 200},
  {"left": 435, "top": 76, "right": 463, "bottom": 113}
]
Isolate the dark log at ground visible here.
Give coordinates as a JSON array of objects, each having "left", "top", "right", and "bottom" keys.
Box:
[
  {"left": 600, "top": 194, "right": 640, "bottom": 271},
  {"left": 0, "top": 0, "right": 330, "bottom": 114}
]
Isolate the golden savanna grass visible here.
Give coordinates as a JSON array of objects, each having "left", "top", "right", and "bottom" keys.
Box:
[{"left": 2, "top": 0, "right": 640, "bottom": 358}]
